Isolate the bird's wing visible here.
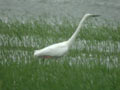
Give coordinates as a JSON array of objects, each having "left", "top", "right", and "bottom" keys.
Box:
[{"left": 34, "top": 41, "right": 69, "bottom": 57}]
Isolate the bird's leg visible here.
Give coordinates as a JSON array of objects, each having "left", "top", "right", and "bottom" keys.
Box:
[
  {"left": 53, "top": 56, "right": 60, "bottom": 63},
  {"left": 41, "top": 58, "right": 45, "bottom": 64}
]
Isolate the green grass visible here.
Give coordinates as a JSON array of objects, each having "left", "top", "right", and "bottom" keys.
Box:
[{"left": 0, "top": 17, "right": 120, "bottom": 90}]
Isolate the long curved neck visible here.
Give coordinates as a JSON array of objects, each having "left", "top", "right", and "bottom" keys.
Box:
[{"left": 67, "top": 15, "right": 88, "bottom": 47}]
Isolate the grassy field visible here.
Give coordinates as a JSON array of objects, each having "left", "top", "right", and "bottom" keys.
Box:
[{"left": 0, "top": 17, "right": 120, "bottom": 90}]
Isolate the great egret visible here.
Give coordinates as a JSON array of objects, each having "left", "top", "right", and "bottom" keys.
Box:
[{"left": 34, "top": 13, "right": 99, "bottom": 58}]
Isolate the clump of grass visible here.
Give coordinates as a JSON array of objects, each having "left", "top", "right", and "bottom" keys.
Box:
[
  {"left": 0, "top": 17, "right": 120, "bottom": 90},
  {"left": 0, "top": 59, "right": 120, "bottom": 90}
]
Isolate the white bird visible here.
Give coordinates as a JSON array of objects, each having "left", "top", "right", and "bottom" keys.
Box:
[{"left": 34, "top": 13, "right": 99, "bottom": 58}]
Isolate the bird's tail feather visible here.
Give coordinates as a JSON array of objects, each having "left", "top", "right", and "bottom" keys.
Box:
[{"left": 34, "top": 50, "right": 39, "bottom": 56}]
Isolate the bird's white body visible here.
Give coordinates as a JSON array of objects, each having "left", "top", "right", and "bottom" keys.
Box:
[
  {"left": 34, "top": 13, "right": 99, "bottom": 58},
  {"left": 34, "top": 41, "right": 69, "bottom": 57}
]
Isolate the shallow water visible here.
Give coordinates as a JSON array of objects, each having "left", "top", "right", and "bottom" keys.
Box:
[
  {"left": 0, "top": 34, "right": 120, "bottom": 52},
  {"left": 0, "top": 34, "right": 119, "bottom": 68},
  {"left": 0, "top": 0, "right": 120, "bottom": 21}
]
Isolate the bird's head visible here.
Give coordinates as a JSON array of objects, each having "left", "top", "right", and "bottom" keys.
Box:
[{"left": 85, "top": 13, "right": 100, "bottom": 18}]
